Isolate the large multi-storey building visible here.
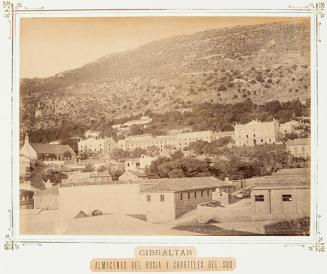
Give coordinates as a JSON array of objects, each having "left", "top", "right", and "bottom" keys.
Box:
[
  {"left": 78, "top": 136, "right": 116, "bottom": 155},
  {"left": 79, "top": 130, "right": 235, "bottom": 156},
  {"left": 234, "top": 119, "right": 280, "bottom": 147},
  {"left": 121, "top": 131, "right": 215, "bottom": 152}
]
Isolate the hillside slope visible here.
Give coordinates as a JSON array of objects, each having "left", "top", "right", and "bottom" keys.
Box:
[{"left": 20, "top": 22, "right": 310, "bottom": 133}]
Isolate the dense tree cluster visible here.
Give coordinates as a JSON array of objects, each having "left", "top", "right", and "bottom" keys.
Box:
[
  {"left": 147, "top": 145, "right": 309, "bottom": 180},
  {"left": 185, "top": 137, "right": 232, "bottom": 155},
  {"left": 143, "top": 98, "right": 310, "bottom": 133}
]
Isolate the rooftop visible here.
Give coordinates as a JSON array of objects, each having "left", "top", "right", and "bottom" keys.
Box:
[
  {"left": 125, "top": 170, "right": 147, "bottom": 177},
  {"left": 252, "top": 184, "right": 310, "bottom": 190},
  {"left": 246, "top": 171, "right": 310, "bottom": 188},
  {"left": 140, "top": 177, "right": 229, "bottom": 193},
  {"left": 30, "top": 143, "right": 76, "bottom": 156}
]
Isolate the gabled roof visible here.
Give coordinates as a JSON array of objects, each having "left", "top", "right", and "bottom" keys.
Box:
[
  {"left": 141, "top": 177, "right": 229, "bottom": 193},
  {"left": 30, "top": 143, "right": 76, "bottom": 156},
  {"left": 286, "top": 138, "right": 310, "bottom": 146}
]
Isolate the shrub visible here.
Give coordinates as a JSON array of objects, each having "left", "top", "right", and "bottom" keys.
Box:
[{"left": 218, "top": 84, "right": 227, "bottom": 91}]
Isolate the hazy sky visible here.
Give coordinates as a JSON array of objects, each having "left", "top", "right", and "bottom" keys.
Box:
[{"left": 20, "top": 16, "right": 309, "bottom": 78}]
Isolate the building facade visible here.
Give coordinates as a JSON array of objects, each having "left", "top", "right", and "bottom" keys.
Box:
[
  {"left": 234, "top": 119, "right": 280, "bottom": 147},
  {"left": 139, "top": 155, "right": 157, "bottom": 169},
  {"left": 251, "top": 184, "right": 310, "bottom": 217},
  {"left": 121, "top": 131, "right": 216, "bottom": 152},
  {"left": 78, "top": 136, "right": 116, "bottom": 155}
]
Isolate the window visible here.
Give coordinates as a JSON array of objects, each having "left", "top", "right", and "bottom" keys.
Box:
[
  {"left": 146, "top": 195, "right": 151, "bottom": 202},
  {"left": 160, "top": 194, "right": 165, "bottom": 202},
  {"left": 201, "top": 190, "right": 203, "bottom": 197},
  {"left": 246, "top": 135, "right": 248, "bottom": 138},
  {"left": 194, "top": 191, "right": 197, "bottom": 198},
  {"left": 180, "top": 193, "right": 183, "bottom": 200},
  {"left": 188, "top": 192, "right": 190, "bottom": 199},
  {"left": 207, "top": 190, "right": 210, "bottom": 196},
  {"left": 255, "top": 195, "right": 264, "bottom": 202},
  {"left": 282, "top": 194, "right": 292, "bottom": 201}
]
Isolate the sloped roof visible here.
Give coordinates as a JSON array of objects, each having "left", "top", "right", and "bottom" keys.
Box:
[
  {"left": 286, "top": 138, "right": 310, "bottom": 146},
  {"left": 30, "top": 143, "right": 76, "bottom": 155},
  {"left": 126, "top": 170, "right": 147, "bottom": 177},
  {"left": 245, "top": 173, "right": 310, "bottom": 187},
  {"left": 252, "top": 184, "right": 309, "bottom": 190},
  {"left": 141, "top": 177, "right": 229, "bottom": 193}
]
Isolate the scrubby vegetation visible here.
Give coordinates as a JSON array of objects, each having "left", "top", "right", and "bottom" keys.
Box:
[{"left": 21, "top": 22, "right": 310, "bottom": 143}]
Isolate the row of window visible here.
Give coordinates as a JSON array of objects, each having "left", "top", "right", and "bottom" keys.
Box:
[
  {"left": 146, "top": 190, "right": 212, "bottom": 202},
  {"left": 254, "top": 194, "right": 293, "bottom": 202},
  {"left": 180, "top": 190, "right": 211, "bottom": 200},
  {"left": 125, "top": 137, "right": 209, "bottom": 148}
]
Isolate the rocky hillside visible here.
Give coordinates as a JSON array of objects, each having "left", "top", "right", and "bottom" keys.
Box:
[{"left": 20, "top": 22, "right": 310, "bottom": 133}]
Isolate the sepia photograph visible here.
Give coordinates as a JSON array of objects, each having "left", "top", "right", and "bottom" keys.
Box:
[{"left": 19, "top": 16, "right": 312, "bottom": 236}]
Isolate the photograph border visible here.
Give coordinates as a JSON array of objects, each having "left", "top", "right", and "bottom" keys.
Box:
[{"left": 3, "top": 0, "right": 325, "bottom": 252}]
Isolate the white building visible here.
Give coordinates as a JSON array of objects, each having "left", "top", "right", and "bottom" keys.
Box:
[
  {"left": 78, "top": 137, "right": 116, "bottom": 155},
  {"left": 234, "top": 119, "right": 280, "bottom": 147},
  {"left": 139, "top": 154, "right": 157, "bottom": 169},
  {"left": 122, "top": 131, "right": 217, "bottom": 152},
  {"left": 125, "top": 158, "right": 140, "bottom": 171}
]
